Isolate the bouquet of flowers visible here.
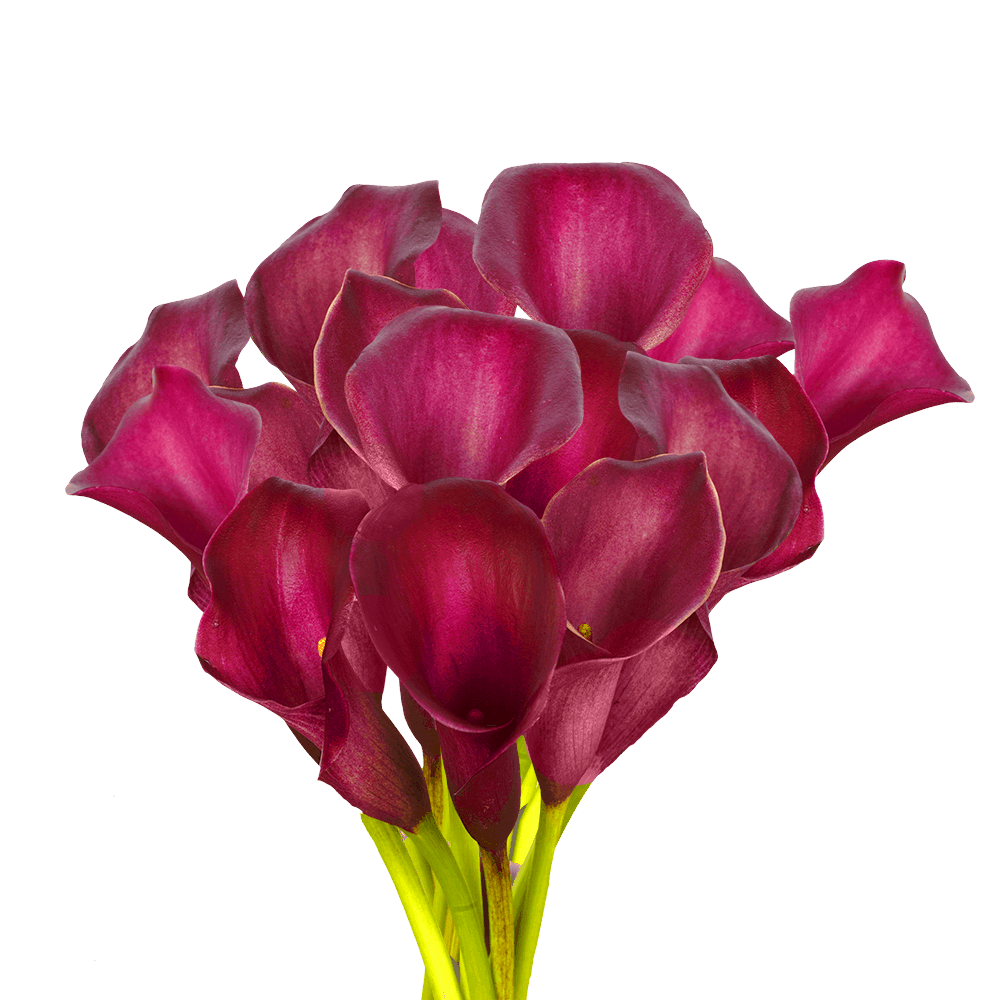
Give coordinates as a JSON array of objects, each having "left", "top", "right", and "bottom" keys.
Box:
[{"left": 68, "top": 162, "right": 971, "bottom": 1000}]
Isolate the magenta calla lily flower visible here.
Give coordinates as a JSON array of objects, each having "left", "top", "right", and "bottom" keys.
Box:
[
  {"left": 314, "top": 270, "right": 466, "bottom": 453},
  {"left": 350, "top": 478, "right": 565, "bottom": 850},
  {"left": 414, "top": 208, "right": 516, "bottom": 316},
  {"left": 81, "top": 280, "right": 250, "bottom": 463},
  {"left": 648, "top": 257, "right": 794, "bottom": 363},
  {"left": 619, "top": 353, "right": 803, "bottom": 571},
  {"left": 791, "top": 260, "right": 973, "bottom": 462},
  {"left": 473, "top": 162, "right": 713, "bottom": 349},
  {"left": 245, "top": 182, "right": 443, "bottom": 387},
  {"left": 529, "top": 612, "right": 718, "bottom": 802},
  {"left": 342, "top": 306, "right": 584, "bottom": 489},
  {"left": 679, "top": 355, "right": 829, "bottom": 602},
  {"left": 68, "top": 365, "right": 260, "bottom": 570},
  {"left": 524, "top": 457, "right": 724, "bottom": 802},
  {"left": 195, "top": 477, "right": 429, "bottom": 829}
]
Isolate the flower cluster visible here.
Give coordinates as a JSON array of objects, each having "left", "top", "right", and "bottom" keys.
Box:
[{"left": 68, "top": 162, "right": 971, "bottom": 999}]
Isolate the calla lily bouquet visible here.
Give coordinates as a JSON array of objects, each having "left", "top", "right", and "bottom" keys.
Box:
[{"left": 68, "top": 163, "right": 972, "bottom": 1000}]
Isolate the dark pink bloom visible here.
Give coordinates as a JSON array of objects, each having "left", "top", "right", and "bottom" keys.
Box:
[
  {"left": 350, "top": 479, "right": 565, "bottom": 850},
  {"left": 473, "top": 162, "right": 713, "bottom": 349},
  {"left": 619, "top": 354, "right": 803, "bottom": 571},
  {"left": 680, "top": 356, "right": 829, "bottom": 603},
  {"left": 71, "top": 164, "right": 974, "bottom": 837},
  {"left": 648, "top": 257, "right": 793, "bottom": 363},
  {"left": 244, "top": 182, "right": 442, "bottom": 387},
  {"left": 68, "top": 365, "right": 260, "bottom": 572},
  {"left": 341, "top": 306, "right": 584, "bottom": 489},
  {"left": 82, "top": 280, "right": 250, "bottom": 462},
  {"left": 792, "top": 261, "right": 973, "bottom": 462},
  {"left": 195, "top": 477, "right": 429, "bottom": 830}
]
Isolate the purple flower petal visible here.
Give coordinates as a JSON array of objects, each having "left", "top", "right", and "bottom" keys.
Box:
[
  {"left": 195, "top": 478, "right": 368, "bottom": 747},
  {"left": 619, "top": 354, "right": 802, "bottom": 571},
  {"left": 245, "top": 183, "right": 442, "bottom": 385},
  {"left": 525, "top": 655, "right": 625, "bottom": 803},
  {"left": 414, "top": 208, "right": 516, "bottom": 315},
  {"left": 473, "top": 162, "right": 712, "bottom": 348},
  {"left": 791, "top": 261, "right": 973, "bottom": 462},
  {"left": 685, "top": 356, "right": 828, "bottom": 598},
  {"left": 350, "top": 479, "right": 564, "bottom": 848},
  {"left": 541, "top": 454, "right": 724, "bottom": 658},
  {"left": 506, "top": 330, "right": 642, "bottom": 517},
  {"left": 321, "top": 644, "right": 431, "bottom": 832},
  {"left": 314, "top": 270, "right": 465, "bottom": 452},
  {"left": 581, "top": 611, "right": 718, "bottom": 782},
  {"left": 649, "top": 258, "right": 793, "bottom": 363},
  {"left": 345, "top": 307, "right": 583, "bottom": 487},
  {"left": 68, "top": 365, "right": 260, "bottom": 562},
  {"left": 211, "top": 382, "right": 320, "bottom": 491},
  {"left": 82, "top": 281, "right": 249, "bottom": 462},
  {"left": 307, "top": 429, "right": 395, "bottom": 510}
]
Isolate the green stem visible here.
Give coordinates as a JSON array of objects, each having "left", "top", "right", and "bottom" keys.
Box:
[
  {"left": 482, "top": 846, "right": 515, "bottom": 1000},
  {"left": 404, "top": 832, "right": 434, "bottom": 900},
  {"left": 512, "top": 798, "right": 568, "bottom": 1000},
  {"left": 510, "top": 784, "right": 541, "bottom": 866},
  {"left": 411, "top": 815, "right": 498, "bottom": 1000},
  {"left": 511, "top": 784, "right": 590, "bottom": 941},
  {"left": 361, "top": 815, "right": 462, "bottom": 1000}
]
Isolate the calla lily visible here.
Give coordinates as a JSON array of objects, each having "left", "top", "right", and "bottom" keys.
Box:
[
  {"left": 68, "top": 365, "right": 260, "bottom": 572},
  {"left": 648, "top": 257, "right": 794, "bottom": 363},
  {"left": 82, "top": 280, "right": 250, "bottom": 463},
  {"left": 195, "top": 476, "right": 429, "bottom": 829},
  {"left": 680, "top": 355, "right": 829, "bottom": 602},
  {"left": 528, "top": 612, "right": 718, "bottom": 802},
  {"left": 505, "top": 330, "right": 642, "bottom": 518},
  {"left": 526, "top": 456, "right": 724, "bottom": 801},
  {"left": 244, "top": 182, "right": 443, "bottom": 389},
  {"left": 791, "top": 260, "right": 973, "bottom": 462},
  {"left": 473, "top": 162, "right": 713, "bottom": 349},
  {"left": 341, "top": 306, "right": 584, "bottom": 489},
  {"left": 414, "top": 208, "right": 516, "bottom": 316},
  {"left": 313, "top": 270, "right": 466, "bottom": 454},
  {"left": 618, "top": 353, "right": 802, "bottom": 571},
  {"left": 349, "top": 478, "right": 565, "bottom": 851}
]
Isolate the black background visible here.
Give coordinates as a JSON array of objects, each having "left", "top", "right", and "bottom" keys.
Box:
[{"left": 68, "top": 143, "right": 984, "bottom": 998}]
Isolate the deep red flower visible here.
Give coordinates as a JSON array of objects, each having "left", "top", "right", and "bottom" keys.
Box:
[
  {"left": 70, "top": 162, "right": 972, "bottom": 836},
  {"left": 791, "top": 260, "right": 973, "bottom": 462}
]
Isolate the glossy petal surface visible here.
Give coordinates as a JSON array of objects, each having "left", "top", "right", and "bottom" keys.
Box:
[
  {"left": 196, "top": 478, "right": 368, "bottom": 746},
  {"left": 473, "top": 162, "right": 712, "bottom": 348},
  {"left": 346, "top": 307, "right": 583, "bottom": 488},
  {"left": 414, "top": 208, "right": 516, "bottom": 315},
  {"left": 582, "top": 612, "right": 717, "bottom": 782},
  {"left": 314, "top": 270, "right": 464, "bottom": 451},
  {"left": 619, "top": 354, "right": 802, "bottom": 570},
  {"left": 650, "top": 258, "right": 793, "bottom": 363},
  {"left": 68, "top": 365, "right": 260, "bottom": 561},
  {"left": 82, "top": 281, "right": 249, "bottom": 462},
  {"left": 506, "top": 330, "right": 642, "bottom": 517},
  {"left": 690, "top": 356, "right": 828, "bottom": 595},
  {"left": 350, "top": 479, "right": 563, "bottom": 846},
  {"left": 542, "top": 455, "right": 724, "bottom": 657},
  {"left": 212, "top": 382, "right": 319, "bottom": 491},
  {"left": 792, "top": 261, "right": 972, "bottom": 461},
  {"left": 321, "top": 645, "right": 430, "bottom": 831},
  {"left": 245, "top": 183, "right": 442, "bottom": 384}
]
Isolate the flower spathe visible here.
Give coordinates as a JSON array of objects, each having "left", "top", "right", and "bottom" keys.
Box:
[
  {"left": 350, "top": 478, "right": 565, "bottom": 850},
  {"left": 792, "top": 260, "right": 973, "bottom": 461},
  {"left": 69, "top": 161, "right": 972, "bottom": 1000}
]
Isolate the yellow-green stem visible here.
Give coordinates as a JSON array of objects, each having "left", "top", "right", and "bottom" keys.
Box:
[
  {"left": 482, "top": 845, "right": 515, "bottom": 1000},
  {"left": 512, "top": 799, "right": 568, "bottom": 1000}
]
